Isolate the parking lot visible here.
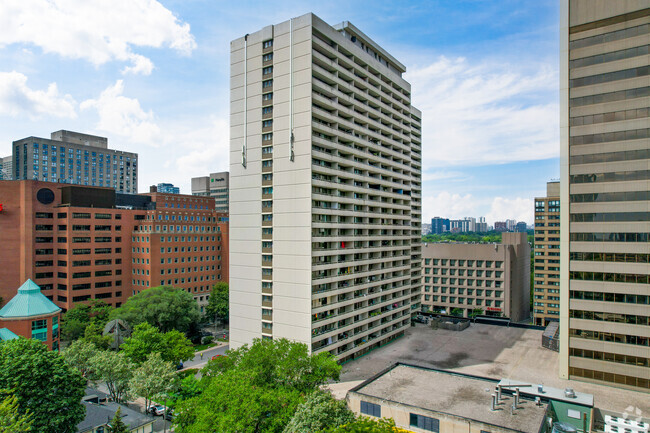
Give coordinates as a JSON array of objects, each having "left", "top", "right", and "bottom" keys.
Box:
[{"left": 334, "top": 323, "right": 649, "bottom": 414}]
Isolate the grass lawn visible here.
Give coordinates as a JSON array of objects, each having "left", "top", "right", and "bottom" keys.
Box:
[{"left": 193, "top": 342, "right": 218, "bottom": 352}]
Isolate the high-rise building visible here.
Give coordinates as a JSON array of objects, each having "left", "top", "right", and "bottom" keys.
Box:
[
  {"left": 533, "top": 181, "right": 560, "bottom": 326},
  {"left": 229, "top": 13, "right": 422, "bottom": 361},
  {"left": 494, "top": 221, "right": 508, "bottom": 232},
  {"left": 0, "top": 180, "right": 228, "bottom": 313},
  {"left": 156, "top": 183, "right": 180, "bottom": 194},
  {"left": 476, "top": 217, "right": 488, "bottom": 233},
  {"left": 0, "top": 156, "right": 11, "bottom": 180},
  {"left": 515, "top": 221, "right": 528, "bottom": 232},
  {"left": 431, "top": 217, "right": 450, "bottom": 234},
  {"left": 421, "top": 232, "right": 531, "bottom": 321},
  {"left": 192, "top": 171, "right": 229, "bottom": 213},
  {"left": 560, "top": 0, "right": 650, "bottom": 391},
  {"left": 12, "top": 130, "right": 138, "bottom": 194}
]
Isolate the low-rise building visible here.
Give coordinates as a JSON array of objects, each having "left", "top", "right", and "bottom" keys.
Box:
[
  {"left": 155, "top": 183, "right": 180, "bottom": 194},
  {"left": 78, "top": 390, "right": 154, "bottom": 433},
  {"left": 347, "top": 363, "right": 594, "bottom": 433},
  {"left": 0, "top": 279, "right": 61, "bottom": 350},
  {"left": 191, "top": 171, "right": 229, "bottom": 213},
  {"left": 421, "top": 232, "right": 530, "bottom": 321}
]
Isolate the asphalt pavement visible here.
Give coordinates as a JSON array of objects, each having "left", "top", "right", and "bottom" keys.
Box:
[{"left": 182, "top": 344, "right": 229, "bottom": 369}]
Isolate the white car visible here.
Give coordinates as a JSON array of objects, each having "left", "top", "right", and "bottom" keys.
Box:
[{"left": 147, "top": 404, "right": 166, "bottom": 416}]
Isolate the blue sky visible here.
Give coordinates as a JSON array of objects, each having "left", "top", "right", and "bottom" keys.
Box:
[{"left": 0, "top": 0, "right": 560, "bottom": 225}]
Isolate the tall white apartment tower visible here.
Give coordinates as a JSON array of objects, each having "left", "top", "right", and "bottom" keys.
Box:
[{"left": 229, "top": 13, "right": 422, "bottom": 362}]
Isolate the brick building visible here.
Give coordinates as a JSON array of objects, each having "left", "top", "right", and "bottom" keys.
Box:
[{"left": 0, "top": 180, "right": 228, "bottom": 313}]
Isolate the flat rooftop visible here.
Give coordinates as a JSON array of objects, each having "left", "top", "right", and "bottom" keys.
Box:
[
  {"left": 352, "top": 364, "right": 548, "bottom": 433},
  {"left": 337, "top": 324, "right": 649, "bottom": 414}
]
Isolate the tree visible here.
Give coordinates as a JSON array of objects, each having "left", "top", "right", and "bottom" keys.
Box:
[
  {"left": 82, "top": 321, "right": 113, "bottom": 350},
  {"left": 61, "top": 300, "right": 113, "bottom": 341},
  {"left": 205, "top": 282, "right": 229, "bottom": 323},
  {"left": 63, "top": 339, "right": 99, "bottom": 378},
  {"left": 111, "top": 286, "right": 200, "bottom": 333},
  {"left": 283, "top": 390, "right": 354, "bottom": 433},
  {"left": 323, "top": 417, "right": 411, "bottom": 433},
  {"left": 469, "top": 308, "right": 484, "bottom": 318},
  {"left": 120, "top": 323, "right": 194, "bottom": 365},
  {"left": 167, "top": 375, "right": 201, "bottom": 409},
  {"left": 129, "top": 353, "right": 177, "bottom": 412},
  {"left": 107, "top": 407, "right": 129, "bottom": 433},
  {"left": 176, "top": 371, "right": 302, "bottom": 433},
  {"left": 88, "top": 350, "right": 133, "bottom": 403},
  {"left": 0, "top": 338, "right": 86, "bottom": 433},
  {"left": 0, "top": 392, "right": 33, "bottom": 433},
  {"left": 450, "top": 308, "right": 464, "bottom": 317},
  {"left": 203, "top": 338, "right": 340, "bottom": 393}
]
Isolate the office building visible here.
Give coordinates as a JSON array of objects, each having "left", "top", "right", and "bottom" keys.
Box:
[
  {"left": 0, "top": 156, "right": 11, "bottom": 180},
  {"left": 156, "top": 183, "right": 180, "bottom": 194},
  {"left": 494, "top": 221, "right": 508, "bottom": 232},
  {"left": 347, "top": 363, "right": 594, "bottom": 433},
  {"left": 476, "top": 216, "right": 488, "bottom": 233},
  {"left": 421, "top": 223, "right": 431, "bottom": 236},
  {"left": 516, "top": 221, "right": 528, "bottom": 232},
  {"left": 430, "top": 217, "right": 450, "bottom": 234},
  {"left": 421, "top": 232, "right": 530, "bottom": 321},
  {"left": 12, "top": 130, "right": 138, "bottom": 194},
  {"left": 533, "top": 181, "right": 561, "bottom": 326},
  {"left": 229, "top": 13, "right": 422, "bottom": 361},
  {"left": 0, "top": 279, "right": 61, "bottom": 351},
  {"left": 0, "top": 180, "right": 228, "bottom": 313},
  {"left": 560, "top": 0, "right": 650, "bottom": 391},
  {"left": 192, "top": 171, "right": 230, "bottom": 213}
]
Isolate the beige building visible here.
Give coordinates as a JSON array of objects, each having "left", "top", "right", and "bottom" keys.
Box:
[
  {"left": 191, "top": 171, "right": 229, "bottom": 213},
  {"left": 560, "top": 0, "right": 650, "bottom": 391},
  {"left": 229, "top": 13, "right": 422, "bottom": 362},
  {"left": 421, "top": 232, "right": 530, "bottom": 322},
  {"left": 533, "top": 181, "right": 561, "bottom": 326}
]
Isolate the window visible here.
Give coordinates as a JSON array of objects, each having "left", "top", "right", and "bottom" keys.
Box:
[
  {"left": 360, "top": 401, "right": 381, "bottom": 418},
  {"left": 409, "top": 414, "right": 439, "bottom": 432},
  {"left": 262, "top": 66, "right": 273, "bottom": 75},
  {"left": 32, "top": 319, "right": 48, "bottom": 341},
  {"left": 263, "top": 39, "right": 273, "bottom": 49},
  {"left": 262, "top": 92, "right": 273, "bottom": 101}
]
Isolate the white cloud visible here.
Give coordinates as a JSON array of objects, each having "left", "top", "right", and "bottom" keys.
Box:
[
  {"left": 0, "top": 0, "right": 196, "bottom": 75},
  {"left": 486, "top": 197, "right": 534, "bottom": 225},
  {"left": 80, "top": 80, "right": 160, "bottom": 144},
  {"left": 406, "top": 56, "right": 559, "bottom": 168},
  {"left": 422, "top": 170, "right": 467, "bottom": 182},
  {"left": 0, "top": 71, "right": 76, "bottom": 118},
  {"left": 423, "top": 191, "right": 480, "bottom": 222}
]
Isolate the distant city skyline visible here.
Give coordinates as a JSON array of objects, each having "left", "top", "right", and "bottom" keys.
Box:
[{"left": 0, "top": 1, "right": 560, "bottom": 224}]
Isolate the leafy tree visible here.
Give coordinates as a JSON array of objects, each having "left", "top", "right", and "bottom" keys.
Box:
[
  {"left": 205, "top": 282, "right": 229, "bottom": 323},
  {"left": 82, "top": 321, "right": 113, "bottom": 350},
  {"left": 283, "top": 390, "right": 354, "bottom": 433},
  {"left": 88, "top": 350, "right": 133, "bottom": 403},
  {"left": 129, "top": 353, "right": 177, "bottom": 412},
  {"left": 469, "top": 308, "right": 484, "bottom": 318},
  {"left": 110, "top": 286, "right": 200, "bottom": 333},
  {"left": 203, "top": 338, "right": 340, "bottom": 393},
  {"left": 323, "top": 417, "right": 411, "bottom": 432},
  {"left": 61, "top": 300, "right": 113, "bottom": 341},
  {"left": 62, "top": 339, "right": 98, "bottom": 378},
  {"left": 120, "top": 323, "right": 194, "bottom": 365},
  {"left": 176, "top": 370, "right": 302, "bottom": 433},
  {"left": 107, "top": 407, "right": 129, "bottom": 433},
  {"left": 0, "top": 392, "right": 33, "bottom": 433},
  {"left": 450, "top": 308, "right": 464, "bottom": 317},
  {"left": 167, "top": 375, "right": 202, "bottom": 409},
  {"left": 0, "top": 339, "right": 86, "bottom": 433}
]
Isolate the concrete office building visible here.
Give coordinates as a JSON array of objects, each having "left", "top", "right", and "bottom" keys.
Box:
[
  {"left": 12, "top": 130, "right": 138, "bottom": 194},
  {"left": 192, "top": 171, "right": 230, "bottom": 213},
  {"left": 421, "top": 232, "right": 530, "bottom": 321},
  {"left": 229, "top": 13, "right": 422, "bottom": 361},
  {"left": 156, "top": 183, "right": 180, "bottom": 194},
  {"left": 560, "top": 0, "right": 650, "bottom": 391},
  {"left": 0, "top": 180, "right": 228, "bottom": 313},
  {"left": 430, "top": 217, "right": 450, "bottom": 234},
  {"left": 516, "top": 221, "right": 528, "bottom": 232},
  {"left": 533, "top": 181, "right": 561, "bottom": 326},
  {"left": 476, "top": 216, "right": 488, "bottom": 233},
  {"left": 0, "top": 156, "right": 11, "bottom": 180}
]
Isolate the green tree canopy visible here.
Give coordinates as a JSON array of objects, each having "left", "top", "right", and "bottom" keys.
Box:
[
  {"left": 0, "top": 339, "right": 86, "bottom": 433},
  {"left": 283, "top": 390, "right": 354, "bottom": 433},
  {"left": 0, "top": 392, "right": 33, "bottom": 433},
  {"left": 110, "top": 286, "right": 200, "bottom": 333},
  {"left": 176, "top": 370, "right": 302, "bottom": 433},
  {"left": 205, "top": 282, "right": 229, "bottom": 322},
  {"left": 62, "top": 339, "right": 98, "bottom": 378},
  {"left": 61, "top": 300, "right": 112, "bottom": 341},
  {"left": 167, "top": 375, "right": 202, "bottom": 409},
  {"left": 88, "top": 350, "right": 134, "bottom": 403},
  {"left": 323, "top": 417, "right": 410, "bottom": 432},
  {"left": 202, "top": 338, "right": 340, "bottom": 393},
  {"left": 129, "top": 353, "right": 177, "bottom": 412},
  {"left": 107, "top": 407, "right": 129, "bottom": 433},
  {"left": 120, "top": 322, "right": 194, "bottom": 365}
]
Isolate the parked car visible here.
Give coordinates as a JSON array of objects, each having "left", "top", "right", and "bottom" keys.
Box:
[
  {"left": 414, "top": 314, "right": 429, "bottom": 324},
  {"left": 147, "top": 404, "right": 166, "bottom": 416},
  {"left": 176, "top": 361, "right": 184, "bottom": 370},
  {"left": 211, "top": 354, "right": 223, "bottom": 361},
  {"left": 165, "top": 409, "right": 175, "bottom": 421}
]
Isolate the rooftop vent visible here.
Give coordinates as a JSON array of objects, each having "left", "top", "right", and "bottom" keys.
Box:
[{"left": 564, "top": 388, "right": 576, "bottom": 398}]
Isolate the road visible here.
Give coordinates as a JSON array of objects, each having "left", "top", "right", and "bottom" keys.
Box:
[{"left": 182, "top": 344, "right": 229, "bottom": 369}]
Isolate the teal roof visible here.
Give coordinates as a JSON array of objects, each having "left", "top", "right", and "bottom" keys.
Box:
[
  {"left": 0, "top": 328, "right": 19, "bottom": 341},
  {"left": 0, "top": 279, "right": 61, "bottom": 318}
]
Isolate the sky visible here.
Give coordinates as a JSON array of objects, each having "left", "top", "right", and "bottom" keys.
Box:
[{"left": 0, "top": 0, "right": 560, "bottom": 226}]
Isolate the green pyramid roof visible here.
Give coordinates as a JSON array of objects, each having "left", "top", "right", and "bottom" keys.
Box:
[
  {"left": 0, "top": 328, "right": 19, "bottom": 341},
  {"left": 0, "top": 279, "right": 61, "bottom": 318}
]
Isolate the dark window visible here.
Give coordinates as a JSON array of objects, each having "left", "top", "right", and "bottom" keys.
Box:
[
  {"left": 410, "top": 413, "right": 440, "bottom": 432},
  {"left": 360, "top": 401, "right": 381, "bottom": 417}
]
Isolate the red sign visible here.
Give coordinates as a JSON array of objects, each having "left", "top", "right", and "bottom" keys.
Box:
[
  {"left": 486, "top": 307, "right": 502, "bottom": 312},
  {"left": 0, "top": 203, "right": 3, "bottom": 212}
]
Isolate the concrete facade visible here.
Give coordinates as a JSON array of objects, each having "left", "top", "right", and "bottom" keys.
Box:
[
  {"left": 560, "top": 0, "right": 650, "bottom": 391},
  {"left": 229, "top": 13, "right": 422, "bottom": 362},
  {"left": 534, "top": 181, "right": 561, "bottom": 326},
  {"left": 12, "top": 130, "right": 138, "bottom": 194},
  {"left": 191, "top": 171, "right": 229, "bottom": 213},
  {"left": 421, "top": 232, "right": 531, "bottom": 322},
  {"left": 0, "top": 156, "right": 11, "bottom": 180}
]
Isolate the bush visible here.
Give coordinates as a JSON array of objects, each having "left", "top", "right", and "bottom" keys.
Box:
[{"left": 202, "top": 336, "right": 214, "bottom": 345}]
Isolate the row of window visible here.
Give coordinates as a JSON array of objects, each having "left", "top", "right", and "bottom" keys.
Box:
[
  {"left": 570, "top": 290, "right": 649, "bottom": 305},
  {"left": 569, "top": 22, "right": 649, "bottom": 50},
  {"left": 570, "top": 127, "right": 650, "bottom": 146},
  {"left": 569, "top": 328, "right": 648, "bottom": 347},
  {"left": 570, "top": 309, "right": 649, "bottom": 326},
  {"left": 570, "top": 147, "right": 650, "bottom": 165},
  {"left": 569, "top": 366, "right": 649, "bottom": 390},
  {"left": 570, "top": 270, "right": 650, "bottom": 285},
  {"left": 570, "top": 212, "right": 649, "bottom": 223},
  {"left": 570, "top": 43, "right": 650, "bottom": 69},
  {"left": 569, "top": 65, "right": 649, "bottom": 89},
  {"left": 570, "top": 251, "right": 650, "bottom": 263},
  {"left": 569, "top": 85, "right": 650, "bottom": 108},
  {"left": 423, "top": 259, "right": 503, "bottom": 268},
  {"left": 570, "top": 190, "right": 650, "bottom": 203},
  {"left": 570, "top": 232, "right": 649, "bottom": 242}
]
